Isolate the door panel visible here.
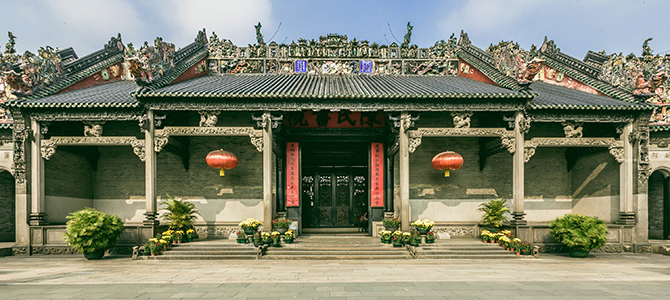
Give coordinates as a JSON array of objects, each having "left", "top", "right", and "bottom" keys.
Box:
[{"left": 303, "top": 166, "right": 368, "bottom": 228}]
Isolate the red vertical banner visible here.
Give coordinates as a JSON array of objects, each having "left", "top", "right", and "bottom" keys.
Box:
[
  {"left": 371, "top": 143, "right": 384, "bottom": 207},
  {"left": 286, "top": 142, "right": 300, "bottom": 207}
]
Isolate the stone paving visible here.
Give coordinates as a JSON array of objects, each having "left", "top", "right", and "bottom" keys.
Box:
[{"left": 1, "top": 252, "right": 670, "bottom": 299}]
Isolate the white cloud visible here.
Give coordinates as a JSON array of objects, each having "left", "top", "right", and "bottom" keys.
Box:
[{"left": 150, "top": 0, "right": 275, "bottom": 48}]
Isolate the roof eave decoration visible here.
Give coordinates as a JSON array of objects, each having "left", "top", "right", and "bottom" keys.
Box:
[
  {"left": 455, "top": 31, "right": 527, "bottom": 92},
  {"left": 128, "top": 29, "right": 209, "bottom": 94},
  {"left": 0, "top": 33, "right": 125, "bottom": 101}
]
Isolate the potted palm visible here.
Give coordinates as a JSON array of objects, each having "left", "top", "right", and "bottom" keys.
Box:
[
  {"left": 272, "top": 217, "right": 292, "bottom": 234},
  {"left": 477, "top": 199, "right": 510, "bottom": 229},
  {"left": 161, "top": 194, "right": 200, "bottom": 232},
  {"left": 382, "top": 217, "right": 400, "bottom": 232},
  {"left": 63, "top": 207, "right": 125, "bottom": 260},
  {"left": 549, "top": 213, "right": 608, "bottom": 258}
]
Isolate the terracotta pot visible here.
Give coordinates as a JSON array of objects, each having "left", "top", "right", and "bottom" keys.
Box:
[{"left": 516, "top": 252, "right": 520, "bottom": 256}]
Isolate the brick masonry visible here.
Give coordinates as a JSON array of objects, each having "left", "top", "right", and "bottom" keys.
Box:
[{"left": 0, "top": 170, "right": 14, "bottom": 241}]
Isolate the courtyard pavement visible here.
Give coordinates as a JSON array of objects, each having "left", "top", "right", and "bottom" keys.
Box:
[{"left": 1, "top": 252, "right": 670, "bottom": 299}]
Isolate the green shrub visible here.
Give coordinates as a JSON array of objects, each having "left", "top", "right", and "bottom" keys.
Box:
[
  {"left": 549, "top": 214, "right": 608, "bottom": 252},
  {"left": 477, "top": 199, "right": 510, "bottom": 228},
  {"left": 161, "top": 193, "right": 199, "bottom": 231},
  {"left": 63, "top": 208, "right": 125, "bottom": 254},
  {"left": 382, "top": 217, "right": 400, "bottom": 228}
]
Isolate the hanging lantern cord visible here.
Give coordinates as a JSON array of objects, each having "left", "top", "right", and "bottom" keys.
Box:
[
  {"left": 220, "top": 168, "right": 225, "bottom": 176},
  {"left": 444, "top": 169, "right": 450, "bottom": 177}
]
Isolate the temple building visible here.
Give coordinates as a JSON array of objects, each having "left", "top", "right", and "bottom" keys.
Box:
[{"left": 0, "top": 25, "right": 669, "bottom": 255}]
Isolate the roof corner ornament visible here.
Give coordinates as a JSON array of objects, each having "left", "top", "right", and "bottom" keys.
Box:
[
  {"left": 458, "top": 30, "right": 471, "bottom": 47},
  {"left": 642, "top": 37, "right": 653, "bottom": 57},
  {"left": 515, "top": 57, "right": 544, "bottom": 88},
  {"left": 402, "top": 22, "right": 413, "bottom": 48},
  {"left": 196, "top": 28, "right": 208, "bottom": 45},
  {"left": 255, "top": 22, "right": 265, "bottom": 45}
]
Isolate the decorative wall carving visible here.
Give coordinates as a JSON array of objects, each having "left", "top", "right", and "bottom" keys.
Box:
[
  {"left": 529, "top": 112, "right": 635, "bottom": 123},
  {"left": 561, "top": 121, "right": 584, "bottom": 138},
  {"left": 431, "top": 226, "right": 475, "bottom": 237},
  {"left": 407, "top": 127, "right": 516, "bottom": 154},
  {"left": 518, "top": 115, "right": 531, "bottom": 134},
  {"left": 30, "top": 110, "right": 141, "bottom": 122},
  {"left": 450, "top": 111, "right": 472, "bottom": 128},
  {"left": 198, "top": 111, "right": 220, "bottom": 127},
  {"left": 83, "top": 121, "right": 104, "bottom": 137},
  {"left": 523, "top": 137, "right": 624, "bottom": 163},
  {"left": 10, "top": 109, "right": 27, "bottom": 187},
  {"left": 154, "top": 126, "right": 263, "bottom": 152},
  {"left": 40, "top": 136, "right": 146, "bottom": 161}
]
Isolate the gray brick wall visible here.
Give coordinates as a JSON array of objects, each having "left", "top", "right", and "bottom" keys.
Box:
[
  {"left": 571, "top": 151, "right": 619, "bottom": 198},
  {"left": 648, "top": 171, "right": 664, "bottom": 237},
  {"left": 0, "top": 170, "right": 14, "bottom": 241},
  {"left": 95, "top": 146, "right": 145, "bottom": 199},
  {"left": 526, "top": 148, "right": 571, "bottom": 198},
  {"left": 45, "top": 149, "right": 94, "bottom": 199}
]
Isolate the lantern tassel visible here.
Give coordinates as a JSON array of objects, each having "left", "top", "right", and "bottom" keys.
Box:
[
  {"left": 444, "top": 169, "right": 450, "bottom": 177},
  {"left": 220, "top": 168, "right": 225, "bottom": 176}
]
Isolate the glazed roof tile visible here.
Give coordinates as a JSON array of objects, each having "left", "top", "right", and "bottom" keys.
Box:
[
  {"left": 139, "top": 74, "right": 533, "bottom": 99},
  {"left": 4, "top": 80, "right": 138, "bottom": 108},
  {"left": 529, "top": 81, "right": 652, "bottom": 110}
]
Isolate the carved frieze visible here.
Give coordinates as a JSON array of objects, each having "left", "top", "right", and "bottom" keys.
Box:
[
  {"left": 83, "top": 121, "right": 104, "bottom": 137},
  {"left": 450, "top": 111, "right": 472, "bottom": 129},
  {"left": 40, "top": 136, "right": 146, "bottom": 161},
  {"left": 407, "top": 127, "right": 516, "bottom": 154},
  {"left": 528, "top": 112, "right": 636, "bottom": 123},
  {"left": 523, "top": 137, "right": 624, "bottom": 163},
  {"left": 154, "top": 126, "right": 264, "bottom": 152},
  {"left": 198, "top": 111, "right": 220, "bottom": 127},
  {"left": 30, "top": 110, "right": 141, "bottom": 122},
  {"left": 561, "top": 121, "right": 584, "bottom": 138}
]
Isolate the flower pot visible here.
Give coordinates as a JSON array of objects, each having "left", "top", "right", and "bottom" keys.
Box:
[
  {"left": 150, "top": 253, "right": 155, "bottom": 257},
  {"left": 425, "top": 239, "right": 435, "bottom": 244},
  {"left": 285, "top": 239, "right": 293, "bottom": 244},
  {"left": 243, "top": 228, "right": 256, "bottom": 235},
  {"left": 516, "top": 252, "right": 520, "bottom": 256},
  {"left": 275, "top": 228, "right": 288, "bottom": 235},
  {"left": 410, "top": 242, "right": 419, "bottom": 247},
  {"left": 382, "top": 240, "right": 391, "bottom": 244},
  {"left": 569, "top": 249, "right": 589, "bottom": 258},
  {"left": 385, "top": 227, "right": 397, "bottom": 232},
  {"left": 521, "top": 250, "right": 531, "bottom": 255},
  {"left": 84, "top": 250, "right": 106, "bottom": 260},
  {"left": 237, "top": 239, "right": 248, "bottom": 244},
  {"left": 417, "top": 228, "right": 428, "bottom": 235},
  {"left": 272, "top": 243, "right": 281, "bottom": 247},
  {"left": 186, "top": 237, "right": 193, "bottom": 242},
  {"left": 393, "top": 243, "right": 403, "bottom": 247}
]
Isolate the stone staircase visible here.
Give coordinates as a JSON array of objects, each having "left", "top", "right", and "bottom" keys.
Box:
[
  {"left": 415, "top": 239, "right": 523, "bottom": 259},
  {"left": 263, "top": 235, "right": 412, "bottom": 260},
  {"left": 143, "top": 240, "right": 258, "bottom": 260}
]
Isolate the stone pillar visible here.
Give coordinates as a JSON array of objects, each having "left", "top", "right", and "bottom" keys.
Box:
[
  {"left": 618, "top": 122, "right": 635, "bottom": 225},
  {"left": 385, "top": 154, "right": 394, "bottom": 214},
  {"left": 143, "top": 110, "right": 159, "bottom": 225},
  {"left": 276, "top": 155, "right": 285, "bottom": 214},
  {"left": 262, "top": 112, "right": 274, "bottom": 230},
  {"left": 399, "top": 112, "right": 410, "bottom": 231},
  {"left": 29, "top": 119, "right": 46, "bottom": 225},
  {"left": 510, "top": 111, "right": 526, "bottom": 225}
]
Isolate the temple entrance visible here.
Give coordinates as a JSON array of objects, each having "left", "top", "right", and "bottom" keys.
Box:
[
  {"left": 300, "top": 140, "right": 368, "bottom": 228},
  {"left": 648, "top": 170, "right": 670, "bottom": 239}
]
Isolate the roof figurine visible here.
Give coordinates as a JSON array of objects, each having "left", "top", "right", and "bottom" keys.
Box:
[
  {"left": 126, "top": 37, "right": 176, "bottom": 85},
  {"left": 255, "top": 22, "right": 264, "bottom": 45},
  {"left": 402, "top": 22, "right": 413, "bottom": 48}
]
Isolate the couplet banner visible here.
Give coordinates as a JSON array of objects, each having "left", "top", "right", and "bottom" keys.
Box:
[
  {"left": 286, "top": 142, "right": 300, "bottom": 207},
  {"left": 371, "top": 143, "right": 384, "bottom": 207}
]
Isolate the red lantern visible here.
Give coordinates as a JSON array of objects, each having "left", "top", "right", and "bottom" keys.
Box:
[
  {"left": 206, "top": 150, "right": 238, "bottom": 176},
  {"left": 432, "top": 151, "right": 463, "bottom": 177}
]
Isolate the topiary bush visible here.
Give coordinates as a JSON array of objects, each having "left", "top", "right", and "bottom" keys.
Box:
[
  {"left": 548, "top": 213, "right": 608, "bottom": 254},
  {"left": 63, "top": 207, "right": 125, "bottom": 255}
]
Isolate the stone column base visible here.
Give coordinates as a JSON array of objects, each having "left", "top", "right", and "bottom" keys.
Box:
[
  {"left": 29, "top": 213, "right": 48, "bottom": 226},
  {"left": 616, "top": 212, "right": 636, "bottom": 225},
  {"left": 510, "top": 212, "right": 527, "bottom": 225},
  {"left": 143, "top": 212, "right": 159, "bottom": 226}
]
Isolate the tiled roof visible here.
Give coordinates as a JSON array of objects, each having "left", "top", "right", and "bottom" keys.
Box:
[
  {"left": 529, "top": 81, "right": 652, "bottom": 110},
  {"left": 4, "top": 81, "right": 138, "bottom": 108},
  {"left": 139, "top": 74, "right": 534, "bottom": 99},
  {"left": 455, "top": 32, "right": 523, "bottom": 92},
  {"left": 0, "top": 123, "right": 12, "bottom": 129}
]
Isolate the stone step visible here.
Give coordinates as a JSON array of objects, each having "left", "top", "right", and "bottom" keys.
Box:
[
  {"left": 416, "top": 254, "right": 524, "bottom": 259},
  {"left": 143, "top": 255, "right": 257, "bottom": 260},
  {"left": 164, "top": 250, "right": 258, "bottom": 255},
  {"left": 266, "top": 246, "right": 403, "bottom": 251},
  {"left": 169, "top": 246, "right": 256, "bottom": 251},
  {"left": 265, "top": 250, "right": 409, "bottom": 255},
  {"left": 417, "top": 250, "right": 514, "bottom": 255},
  {"left": 262, "top": 254, "right": 412, "bottom": 260}
]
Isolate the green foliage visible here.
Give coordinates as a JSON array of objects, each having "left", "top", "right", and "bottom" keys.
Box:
[
  {"left": 161, "top": 193, "right": 199, "bottom": 231},
  {"left": 549, "top": 214, "right": 608, "bottom": 252},
  {"left": 63, "top": 208, "right": 125, "bottom": 254},
  {"left": 382, "top": 217, "right": 400, "bottom": 228},
  {"left": 272, "top": 217, "right": 292, "bottom": 228},
  {"left": 477, "top": 199, "right": 510, "bottom": 228}
]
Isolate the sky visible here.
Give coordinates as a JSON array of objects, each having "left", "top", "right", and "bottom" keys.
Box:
[{"left": 1, "top": 0, "right": 669, "bottom": 60}]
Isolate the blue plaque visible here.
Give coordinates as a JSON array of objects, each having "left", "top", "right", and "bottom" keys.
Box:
[
  {"left": 295, "top": 60, "right": 307, "bottom": 73},
  {"left": 360, "top": 60, "right": 373, "bottom": 73}
]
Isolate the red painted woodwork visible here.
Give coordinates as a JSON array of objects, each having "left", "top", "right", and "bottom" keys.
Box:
[
  {"left": 169, "top": 58, "right": 208, "bottom": 85},
  {"left": 540, "top": 65, "right": 606, "bottom": 96},
  {"left": 432, "top": 151, "right": 464, "bottom": 177},
  {"left": 286, "top": 142, "right": 300, "bottom": 207},
  {"left": 370, "top": 143, "right": 384, "bottom": 207},
  {"left": 458, "top": 59, "right": 499, "bottom": 86},
  {"left": 206, "top": 150, "right": 238, "bottom": 176},
  {"left": 57, "top": 62, "right": 123, "bottom": 94}
]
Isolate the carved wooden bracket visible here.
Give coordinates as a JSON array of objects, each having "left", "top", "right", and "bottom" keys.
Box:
[
  {"left": 41, "top": 136, "right": 146, "bottom": 161},
  {"left": 154, "top": 126, "right": 264, "bottom": 153},
  {"left": 407, "top": 127, "right": 516, "bottom": 154},
  {"left": 523, "top": 137, "right": 624, "bottom": 163}
]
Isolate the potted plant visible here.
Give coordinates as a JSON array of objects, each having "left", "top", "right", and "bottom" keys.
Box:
[
  {"left": 480, "top": 230, "right": 492, "bottom": 243},
  {"left": 477, "top": 199, "right": 510, "bottom": 229},
  {"left": 392, "top": 230, "right": 403, "bottom": 247},
  {"left": 380, "top": 230, "right": 392, "bottom": 244},
  {"left": 410, "top": 231, "right": 421, "bottom": 247},
  {"left": 382, "top": 217, "right": 400, "bottom": 232},
  {"left": 63, "top": 207, "right": 125, "bottom": 260},
  {"left": 271, "top": 231, "right": 281, "bottom": 247},
  {"left": 159, "top": 238, "right": 168, "bottom": 252},
  {"left": 401, "top": 232, "right": 412, "bottom": 245},
  {"left": 147, "top": 238, "right": 161, "bottom": 256},
  {"left": 425, "top": 232, "right": 435, "bottom": 244},
  {"left": 549, "top": 213, "right": 608, "bottom": 258},
  {"left": 261, "top": 232, "right": 271, "bottom": 245},
  {"left": 272, "top": 217, "right": 292, "bottom": 234},
  {"left": 410, "top": 219, "right": 435, "bottom": 235},
  {"left": 519, "top": 242, "right": 532, "bottom": 255},
  {"left": 161, "top": 194, "right": 200, "bottom": 232},
  {"left": 253, "top": 231, "right": 262, "bottom": 247},
  {"left": 239, "top": 218, "right": 263, "bottom": 235},
  {"left": 186, "top": 229, "right": 195, "bottom": 242},
  {"left": 174, "top": 230, "right": 184, "bottom": 243},
  {"left": 161, "top": 232, "right": 173, "bottom": 246},
  {"left": 284, "top": 230, "right": 294, "bottom": 244},
  {"left": 512, "top": 238, "right": 522, "bottom": 255},
  {"left": 236, "top": 231, "right": 248, "bottom": 243}
]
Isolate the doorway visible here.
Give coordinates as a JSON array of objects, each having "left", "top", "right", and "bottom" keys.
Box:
[{"left": 649, "top": 170, "right": 670, "bottom": 239}]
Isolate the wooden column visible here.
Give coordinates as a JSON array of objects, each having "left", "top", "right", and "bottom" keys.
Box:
[
  {"left": 143, "top": 110, "right": 159, "bottom": 225},
  {"left": 262, "top": 112, "right": 274, "bottom": 230},
  {"left": 399, "top": 112, "right": 410, "bottom": 231},
  {"left": 510, "top": 111, "right": 526, "bottom": 225},
  {"left": 618, "top": 122, "right": 636, "bottom": 224},
  {"left": 29, "top": 119, "right": 46, "bottom": 225}
]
